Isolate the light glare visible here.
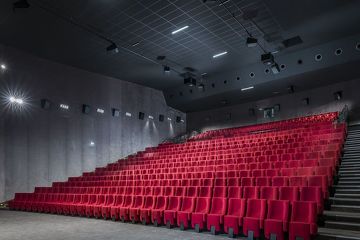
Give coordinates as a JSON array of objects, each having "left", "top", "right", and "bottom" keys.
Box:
[{"left": 1, "top": 64, "right": 6, "bottom": 70}]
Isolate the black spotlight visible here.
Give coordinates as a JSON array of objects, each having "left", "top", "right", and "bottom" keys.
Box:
[
  {"left": 261, "top": 53, "right": 275, "bottom": 65},
  {"left": 40, "top": 99, "right": 51, "bottom": 110},
  {"left": 302, "top": 98, "right": 310, "bottom": 105},
  {"left": 112, "top": 108, "right": 120, "bottom": 117},
  {"left": 271, "top": 63, "right": 280, "bottom": 74},
  {"left": 334, "top": 91, "right": 342, "bottom": 101},
  {"left": 138, "top": 112, "right": 145, "bottom": 120},
  {"left": 246, "top": 37, "right": 258, "bottom": 47},
  {"left": 13, "top": 0, "right": 30, "bottom": 9},
  {"left": 159, "top": 114, "right": 164, "bottom": 122},
  {"left": 288, "top": 85, "right": 295, "bottom": 94},
  {"left": 184, "top": 77, "right": 196, "bottom": 87},
  {"left": 106, "top": 42, "right": 119, "bottom": 54},
  {"left": 82, "top": 104, "right": 91, "bottom": 114},
  {"left": 163, "top": 65, "right": 170, "bottom": 74}
]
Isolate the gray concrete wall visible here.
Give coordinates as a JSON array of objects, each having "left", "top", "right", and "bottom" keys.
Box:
[
  {"left": 0, "top": 44, "right": 186, "bottom": 202},
  {"left": 188, "top": 78, "right": 360, "bottom": 132}
]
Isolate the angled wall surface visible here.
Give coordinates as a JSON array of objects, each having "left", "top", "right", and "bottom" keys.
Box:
[
  {"left": 187, "top": 78, "right": 360, "bottom": 132},
  {"left": 0, "top": 44, "right": 186, "bottom": 202}
]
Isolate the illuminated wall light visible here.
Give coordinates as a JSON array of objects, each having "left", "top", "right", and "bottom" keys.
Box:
[
  {"left": 97, "top": 108, "right": 105, "bottom": 114},
  {"left": 213, "top": 51, "right": 227, "bottom": 58},
  {"left": 171, "top": 25, "right": 189, "bottom": 35},
  {"left": 125, "top": 112, "right": 132, "bottom": 117},
  {"left": 9, "top": 96, "right": 24, "bottom": 104},
  {"left": 60, "top": 104, "right": 69, "bottom": 110},
  {"left": 167, "top": 117, "right": 172, "bottom": 121},
  {"left": 148, "top": 115, "right": 154, "bottom": 119},
  {"left": 180, "top": 119, "right": 185, "bottom": 123},
  {"left": 241, "top": 86, "right": 254, "bottom": 91},
  {"left": 89, "top": 141, "right": 95, "bottom": 147},
  {"left": 1, "top": 64, "right": 6, "bottom": 70}
]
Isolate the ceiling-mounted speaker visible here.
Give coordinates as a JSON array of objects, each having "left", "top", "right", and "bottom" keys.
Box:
[
  {"left": 82, "top": 104, "right": 91, "bottom": 114},
  {"left": 159, "top": 114, "right": 164, "bottom": 122},
  {"left": 334, "top": 91, "right": 342, "bottom": 101},
  {"left": 112, "top": 108, "right": 120, "bottom": 117},
  {"left": 274, "top": 104, "right": 281, "bottom": 112},
  {"left": 249, "top": 108, "right": 255, "bottom": 116},
  {"left": 302, "top": 98, "right": 310, "bottom": 105},
  {"left": 139, "top": 112, "right": 145, "bottom": 120},
  {"left": 40, "top": 99, "right": 51, "bottom": 110},
  {"left": 288, "top": 85, "right": 295, "bottom": 94}
]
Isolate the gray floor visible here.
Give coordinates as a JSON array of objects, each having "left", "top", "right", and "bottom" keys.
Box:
[{"left": 0, "top": 210, "right": 241, "bottom": 240}]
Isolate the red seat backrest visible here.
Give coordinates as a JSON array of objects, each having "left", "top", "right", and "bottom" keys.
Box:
[
  {"left": 227, "top": 198, "right": 246, "bottom": 217},
  {"left": 209, "top": 197, "right": 227, "bottom": 215},
  {"left": 260, "top": 187, "right": 278, "bottom": 200},
  {"left": 266, "top": 200, "right": 289, "bottom": 222},
  {"left": 228, "top": 187, "right": 242, "bottom": 199},
  {"left": 279, "top": 187, "right": 299, "bottom": 202},
  {"left": 194, "top": 197, "right": 211, "bottom": 214},
  {"left": 245, "top": 199, "right": 267, "bottom": 219}
]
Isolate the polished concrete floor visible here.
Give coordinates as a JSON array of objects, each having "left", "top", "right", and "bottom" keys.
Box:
[{"left": 0, "top": 210, "right": 236, "bottom": 240}]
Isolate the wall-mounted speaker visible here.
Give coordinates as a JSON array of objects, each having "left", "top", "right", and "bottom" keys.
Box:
[
  {"left": 334, "top": 91, "right": 342, "bottom": 101},
  {"left": 302, "top": 98, "right": 310, "bottom": 105},
  {"left": 159, "top": 114, "right": 164, "bottom": 122},
  {"left": 40, "top": 99, "right": 51, "bottom": 110},
  {"left": 112, "top": 108, "right": 120, "bottom": 117},
  {"left": 288, "top": 85, "right": 295, "bottom": 94},
  {"left": 273, "top": 104, "right": 281, "bottom": 112},
  {"left": 138, "top": 112, "right": 145, "bottom": 120},
  {"left": 176, "top": 116, "right": 181, "bottom": 123},
  {"left": 82, "top": 104, "right": 91, "bottom": 114}
]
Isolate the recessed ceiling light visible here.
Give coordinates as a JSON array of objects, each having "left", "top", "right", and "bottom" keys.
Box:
[
  {"left": 241, "top": 86, "right": 254, "bottom": 91},
  {"left": 213, "top": 51, "right": 228, "bottom": 58},
  {"left": 172, "top": 26, "right": 189, "bottom": 35},
  {"left": 125, "top": 112, "right": 132, "bottom": 117}
]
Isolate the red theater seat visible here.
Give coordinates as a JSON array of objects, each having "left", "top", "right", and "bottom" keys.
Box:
[
  {"left": 177, "top": 197, "right": 196, "bottom": 230},
  {"left": 207, "top": 198, "right": 227, "bottom": 234},
  {"left": 243, "top": 186, "right": 259, "bottom": 199},
  {"left": 139, "top": 196, "right": 156, "bottom": 224},
  {"left": 300, "top": 186, "right": 324, "bottom": 214},
  {"left": 264, "top": 200, "right": 290, "bottom": 240},
  {"left": 213, "top": 186, "right": 227, "bottom": 198},
  {"left": 260, "top": 187, "right": 278, "bottom": 200},
  {"left": 191, "top": 197, "right": 211, "bottom": 232},
  {"left": 151, "top": 196, "right": 168, "bottom": 226},
  {"left": 279, "top": 187, "right": 299, "bottom": 202},
  {"left": 118, "top": 195, "right": 133, "bottom": 222},
  {"left": 228, "top": 187, "right": 242, "bottom": 199},
  {"left": 272, "top": 177, "right": 288, "bottom": 187},
  {"left": 243, "top": 199, "right": 267, "bottom": 238},
  {"left": 164, "top": 196, "right": 182, "bottom": 228},
  {"left": 289, "top": 201, "right": 318, "bottom": 240},
  {"left": 224, "top": 198, "right": 246, "bottom": 237}
]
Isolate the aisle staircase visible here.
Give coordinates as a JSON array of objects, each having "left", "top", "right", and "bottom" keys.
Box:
[{"left": 318, "top": 124, "right": 360, "bottom": 239}]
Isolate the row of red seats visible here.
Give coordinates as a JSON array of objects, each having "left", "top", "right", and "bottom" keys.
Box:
[{"left": 10, "top": 194, "right": 318, "bottom": 240}]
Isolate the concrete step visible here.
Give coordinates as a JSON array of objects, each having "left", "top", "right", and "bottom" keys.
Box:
[
  {"left": 335, "top": 193, "right": 360, "bottom": 199},
  {"left": 339, "top": 166, "right": 360, "bottom": 170},
  {"left": 340, "top": 163, "right": 360, "bottom": 168},
  {"left": 323, "top": 210, "right": 360, "bottom": 223},
  {"left": 334, "top": 185, "right": 360, "bottom": 190},
  {"left": 339, "top": 169, "right": 360, "bottom": 174},
  {"left": 338, "top": 174, "right": 360, "bottom": 178},
  {"left": 335, "top": 189, "right": 360, "bottom": 194},
  {"left": 330, "top": 197, "right": 360, "bottom": 205},
  {"left": 317, "top": 227, "right": 360, "bottom": 240},
  {"left": 325, "top": 221, "right": 360, "bottom": 232},
  {"left": 338, "top": 181, "right": 360, "bottom": 186},
  {"left": 331, "top": 205, "right": 360, "bottom": 213},
  {"left": 339, "top": 176, "right": 360, "bottom": 180}
]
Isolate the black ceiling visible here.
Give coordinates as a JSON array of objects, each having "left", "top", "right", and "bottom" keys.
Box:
[{"left": 0, "top": 0, "right": 359, "bottom": 111}]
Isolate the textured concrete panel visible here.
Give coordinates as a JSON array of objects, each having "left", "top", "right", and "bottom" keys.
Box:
[{"left": 0, "top": 44, "right": 186, "bottom": 202}]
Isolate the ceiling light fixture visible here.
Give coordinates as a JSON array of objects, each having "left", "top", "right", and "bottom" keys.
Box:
[
  {"left": 125, "top": 112, "right": 132, "bottom": 117},
  {"left": 148, "top": 115, "right": 154, "bottom": 119},
  {"left": 96, "top": 108, "right": 105, "bottom": 114},
  {"left": 213, "top": 51, "right": 228, "bottom": 58},
  {"left": 241, "top": 86, "right": 254, "bottom": 91},
  {"left": 106, "top": 42, "right": 119, "bottom": 54},
  {"left": 60, "top": 104, "right": 69, "bottom": 110},
  {"left": 246, "top": 37, "right": 258, "bottom": 47},
  {"left": 172, "top": 26, "right": 189, "bottom": 35},
  {"left": 0, "top": 64, "right": 6, "bottom": 70}
]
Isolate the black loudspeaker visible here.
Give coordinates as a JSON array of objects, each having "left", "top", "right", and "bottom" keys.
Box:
[
  {"left": 334, "top": 91, "right": 342, "bottom": 101},
  {"left": 139, "top": 112, "right": 145, "bottom": 120},
  {"left": 249, "top": 108, "right": 255, "bottom": 116},
  {"left": 159, "top": 114, "right": 164, "bottom": 122},
  {"left": 112, "top": 108, "right": 120, "bottom": 117},
  {"left": 82, "top": 104, "right": 91, "bottom": 114},
  {"left": 40, "top": 99, "right": 51, "bottom": 110},
  {"left": 288, "top": 85, "right": 295, "bottom": 94},
  {"left": 302, "top": 98, "right": 310, "bottom": 105},
  {"left": 176, "top": 116, "right": 181, "bottom": 123},
  {"left": 274, "top": 104, "right": 281, "bottom": 112},
  {"left": 225, "top": 113, "right": 232, "bottom": 121}
]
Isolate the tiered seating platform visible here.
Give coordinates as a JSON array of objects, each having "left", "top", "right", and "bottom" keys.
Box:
[{"left": 9, "top": 112, "right": 346, "bottom": 240}]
